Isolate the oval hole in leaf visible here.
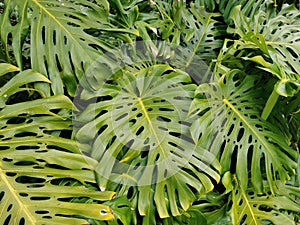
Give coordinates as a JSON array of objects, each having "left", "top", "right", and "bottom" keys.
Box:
[
  {"left": 19, "top": 218, "right": 25, "bottom": 225},
  {"left": 16, "top": 176, "right": 46, "bottom": 184},
  {"left": 7, "top": 204, "right": 13, "bottom": 212},
  {"left": 0, "top": 191, "right": 5, "bottom": 201},
  {"left": 6, "top": 172, "right": 17, "bottom": 177},
  {"left": 14, "top": 161, "right": 37, "bottom": 166},
  {"left": 19, "top": 193, "right": 29, "bottom": 197},
  {"left": 4, "top": 215, "right": 11, "bottom": 225},
  {"left": 30, "top": 196, "right": 51, "bottom": 201},
  {"left": 35, "top": 210, "right": 49, "bottom": 215}
]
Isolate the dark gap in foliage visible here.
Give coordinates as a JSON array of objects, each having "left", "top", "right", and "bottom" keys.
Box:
[
  {"left": 0, "top": 191, "right": 5, "bottom": 201},
  {"left": 6, "top": 117, "right": 26, "bottom": 124},
  {"left": 141, "top": 145, "right": 150, "bottom": 158},
  {"left": 42, "top": 26, "right": 46, "bottom": 45},
  {"left": 16, "top": 176, "right": 46, "bottom": 184},
  {"left": 1, "top": 156, "right": 13, "bottom": 162},
  {"left": 96, "top": 95, "right": 113, "bottom": 103},
  {"left": 68, "top": 51, "right": 75, "bottom": 73},
  {"left": 0, "top": 146, "right": 10, "bottom": 150},
  {"left": 50, "top": 178, "right": 82, "bottom": 186},
  {"left": 19, "top": 192, "right": 28, "bottom": 197},
  {"left": 42, "top": 216, "right": 52, "bottom": 219},
  {"left": 46, "top": 145, "right": 72, "bottom": 153},
  {"left": 14, "top": 132, "right": 38, "bottom": 138},
  {"left": 55, "top": 54, "right": 62, "bottom": 72},
  {"left": 136, "top": 126, "right": 144, "bottom": 135},
  {"left": 6, "top": 172, "right": 17, "bottom": 177},
  {"left": 46, "top": 163, "right": 71, "bottom": 170},
  {"left": 14, "top": 161, "right": 37, "bottom": 166},
  {"left": 230, "top": 145, "right": 238, "bottom": 173},
  {"left": 3, "top": 215, "right": 11, "bottom": 225},
  {"left": 30, "top": 196, "right": 51, "bottom": 201},
  {"left": 97, "top": 124, "right": 108, "bottom": 135},
  {"left": 35, "top": 210, "right": 49, "bottom": 214},
  {"left": 9, "top": 9, "right": 18, "bottom": 26},
  {"left": 157, "top": 116, "right": 171, "bottom": 122}
]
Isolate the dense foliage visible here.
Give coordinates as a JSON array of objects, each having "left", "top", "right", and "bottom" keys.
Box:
[{"left": 0, "top": 0, "right": 299, "bottom": 224}]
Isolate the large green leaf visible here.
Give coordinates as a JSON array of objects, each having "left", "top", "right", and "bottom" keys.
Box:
[
  {"left": 75, "top": 63, "right": 220, "bottom": 219},
  {"left": 190, "top": 70, "right": 298, "bottom": 193},
  {"left": 225, "top": 174, "right": 300, "bottom": 225},
  {"left": 0, "top": 64, "right": 117, "bottom": 224},
  {"left": 228, "top": 5, "right": 300, "bottom": 119},
  {"left": 0, "top": 0, "right": 113, "bottom": 95}
]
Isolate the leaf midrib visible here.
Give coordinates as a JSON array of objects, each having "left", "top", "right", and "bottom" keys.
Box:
[
  {"left": 240, "top": 190, "right": 258, "bottom": 225},
  {"left": 185, "top": 13, "right": 212, "bottom": 68},
  {"left": 223, "top": 98, "right": 277, "bottom": 161},
  {"left": 137, "top": 97, "right": 167, "bottom": 160}
]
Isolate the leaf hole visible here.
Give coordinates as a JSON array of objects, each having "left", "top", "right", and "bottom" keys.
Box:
[
  {"left": 157, "top": 116, "right": 171, "bottom": 122},
  {"left": 158, "top": 126, "right": 168, "bottom": 131},
  {"left": 55, "top": 54, "right": 63, "bottom": 72},
  {"left": 115, "top": 113, "right": 128, "bottom": 121},
  {"left": 16, "top": 145, "right": 39, "bottom": 150},
  {"left": 7, "top": 204, "right": 13, "bottom": 212},
  {"left": 237, "top": 128, "right": 245, "bottom": 142},
  {"left": 52, "top": 30, "right": 56, "bottom": 45},
  {"left": 98, "top": 124, "right": 108, "bottom": 135},
  {"left": 42, "top": 26, "right": 46, "bottom": 45},
  {"left": 0, "top": 191, "right": 4, "bottom": 201},
  {"left": 6, "top": 117, "right": 26, "bottom": 124},
  {"left": 159, "top": 107, "right": 174, "bottom": 112},
  {"left": 6, "top": 172, "right": 17, "bottom": 177},
  {"left": 2, "top": 157, "right": 13, "bottom": 162},
  {"left": 19, "top": 193, "right": 29, "bottom": 197},
  {"left": 241, "top": 214, "right": 247, "bottom": 224},
  {"left": 141, "top": 145, "right": 150, "bottom": 158},
  {"left": 14, "top": 132, "right": 37, "bottom": 137},
  {"left": 42, "top": 216, "right": 52, "bottom": 219},
  {"left": 19, "top": 218, "right": 25, "bottom": 225},
  {"left": 16, "top": 176, "right": 46, "bottom": 184},
  {"left": 136, "top": 126, "right": 144, "bottom": 135},
  {"left": 4, "top": 215, "right": 11, "bottom": 225},
  {"left": 14, "top": 161, "right": 37, "bottom": 166}
]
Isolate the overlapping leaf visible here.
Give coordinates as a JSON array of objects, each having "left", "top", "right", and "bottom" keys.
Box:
[
  {"left": 0, "top": 0, "right": 113, "bottom": 95},
  {"left": 190, "top": 70, "right": 298, "bottom": 193},
  {"left": 229, "top": 5, "right": 300, "bottom": 96},
  {"left": 225, "top": 174, "right": 300, "bottom": 225},
  {"left": 75, "top": 64, "right": 220, "bottom": 218},
  {"left": 0, "top": 64, "right": 116, "bottom": 224}
]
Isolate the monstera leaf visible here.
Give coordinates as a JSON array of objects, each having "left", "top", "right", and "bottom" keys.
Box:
[
  {"left": 0, "top": 63, "right": 116, "bottom": 224},
  {"left": 0, "top": 0, "right": 114, "bottom": 95},
  {"left": 75, "top": 63, "right": 220, "bottom": 219},
  {"left": 228, "top": 5, "right": 300, "bottom": 119},
  {"left": 190, "top": 70, "right": 298, "bottom": 193},
  {"left": 223, "top": 173, "right": 300, "bottom": 225}
]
